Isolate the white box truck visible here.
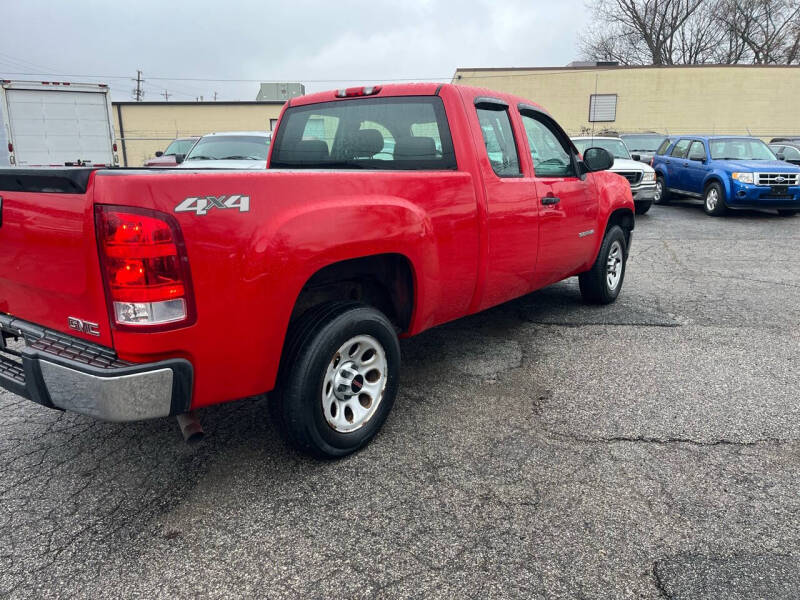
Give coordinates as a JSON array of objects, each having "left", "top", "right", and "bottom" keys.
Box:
[{"left": 0, "top": 80, "right": 118, "bottom": 167}]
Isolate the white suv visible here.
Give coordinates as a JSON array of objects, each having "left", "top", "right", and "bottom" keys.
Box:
[{"left": 572, "top": 136, "right": 657, "bottom": 215}]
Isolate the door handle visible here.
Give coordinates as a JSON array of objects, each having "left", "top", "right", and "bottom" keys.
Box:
[
  {"left": 683, "top": 161, "right": 689, "bottom": 166},
  {"left": 542, "top": 195, "right": 560, "bottom": 205}
]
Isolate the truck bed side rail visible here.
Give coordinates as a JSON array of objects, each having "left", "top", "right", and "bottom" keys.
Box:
[{"left": 0, "top": 168, "right": 97, "bottom": 193}]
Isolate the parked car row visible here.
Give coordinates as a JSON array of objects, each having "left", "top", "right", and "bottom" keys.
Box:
[
  {"left": 576, "top": 131, "right": 800, "bottom": 218},
  {"left": 144, "top": 132, "right": 271, "bottom": 168},
  {"left": 651, "top": 136, "right": 800, "bottom": 217}
]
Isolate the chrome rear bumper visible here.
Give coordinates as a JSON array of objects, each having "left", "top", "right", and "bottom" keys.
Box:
[{"left": 0, "top": 314, "right": 192, "bottom": 422}]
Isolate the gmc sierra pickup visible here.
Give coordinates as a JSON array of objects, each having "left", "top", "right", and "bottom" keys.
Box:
[{"left": 0, "top": 83, "right": 634, "bottom": 457}]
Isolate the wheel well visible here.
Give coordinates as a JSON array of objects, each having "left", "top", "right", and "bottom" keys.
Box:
[
  {"left": 704, "top": 177, "right": 724, "bottom": 192},
  {"left": 605, "top": 208, "right": 635, "bottom": 249},
  {"left": 291, "top": 254, "right": 415, "bottom": 332}
]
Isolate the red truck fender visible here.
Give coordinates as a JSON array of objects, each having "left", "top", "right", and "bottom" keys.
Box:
[
  {"left": 248, "top": 194, "right": 439, "bottom": 361},
  {"left": 585, "top": 171, "right": 635, "bottom": 270}
]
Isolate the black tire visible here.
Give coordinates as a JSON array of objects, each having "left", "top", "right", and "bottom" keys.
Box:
[
  {"left": 579, "top": 225, "right": 627, "bottom": 305},
  {"left": 703, "top": 181, "right": 727, "bottom": 216},
  {"left": 654, "top": 176, "right": 670, "bottom": 205},
  {"left": 274, "top": 301, "right": 400, "bottom": 458},
  {"left": 778, "top": 210, "right": 797, "bottom": 217},
  {"left": 635, "top": 201, "right": 652, "bottom": 215}
]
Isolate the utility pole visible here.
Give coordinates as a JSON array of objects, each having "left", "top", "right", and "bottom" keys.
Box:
[
  {"left": 161, "top": 90, "right": 171, "bottom": 101},
  {"left": 132, "top": 70, "right": 144, "bottom": 101}
]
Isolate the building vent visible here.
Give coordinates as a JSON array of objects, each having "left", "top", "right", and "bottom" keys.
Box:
[
  {"left": 257, "top": 82, "right": 305, "bottom": 102},
  {"left": 588, "top": 94, "right": 617, "bottom": 122}
]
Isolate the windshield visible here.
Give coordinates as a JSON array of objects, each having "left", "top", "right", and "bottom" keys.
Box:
[
  {"left": 572, "top": 138, "right": 630, "bottom": 160},
  {"left": 709, "top": 138, "right": 776, "bottom": 161},
  {"left": 620, "top": 134, "right": 665, "bottom": 152},
  {"left": 185, "top": 135, "right": 270, "bottom": 161},
  {"left": 163, "top": 139, "right": 197, "bottom": 156}
]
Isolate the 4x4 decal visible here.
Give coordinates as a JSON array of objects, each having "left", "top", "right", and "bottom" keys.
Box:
[{"left": 175, "top": 195, "right": 250, "bottom": 216}]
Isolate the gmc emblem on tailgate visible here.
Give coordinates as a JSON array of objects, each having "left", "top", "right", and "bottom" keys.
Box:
[{"left": 68, "top": 317, "right": 100, "bottom": 337}]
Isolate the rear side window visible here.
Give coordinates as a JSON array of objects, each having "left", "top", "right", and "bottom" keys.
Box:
[
  {"left": 476, "top": 107, "right": 521, "bottom": 177},
  {"left": 270, "top": 96, "right": 456, "bottom": 170},
  {"left": 656, "top": 138, "right": 672, "bottom": 155},
  {"left": 671, "top": 139, "right": 691, "bottom": 158}
]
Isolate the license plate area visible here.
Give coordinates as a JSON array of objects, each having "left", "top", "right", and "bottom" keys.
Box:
[{"left": 770, "top": 185, "right": 792, "bottom": 198}]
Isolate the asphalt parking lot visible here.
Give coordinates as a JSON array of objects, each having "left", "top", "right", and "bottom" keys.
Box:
[{"left": 2, "top": 203, "right": 799, "bottom": 599}]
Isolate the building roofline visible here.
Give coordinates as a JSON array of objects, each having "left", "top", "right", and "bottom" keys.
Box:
[
  {"left": 112, "top": 100, "right": 286, "bottom": 106},
  {"left": 454, "top": 63, "right": 800, "bottom": 73}
]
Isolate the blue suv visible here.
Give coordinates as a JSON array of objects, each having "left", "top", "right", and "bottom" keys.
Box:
[{"left": 652, "top": 136, "right": 800, "bottom": 217}]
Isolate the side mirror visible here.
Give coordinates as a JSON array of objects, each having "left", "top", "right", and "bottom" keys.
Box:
[
  {"left": 777, "top": 153, "right": 786, "bottom": 161},
  {"left": 155, "top": 151, "right": 164, "bottom": 157},
  {"left": 631, "top": 153, "right": 641, "bottom": 162},
  {"left": 174, "top": 153, "right": 186, "bottom": 164},
  {"left": 583, "top": 147, "right": 614, "bottom": 172}
]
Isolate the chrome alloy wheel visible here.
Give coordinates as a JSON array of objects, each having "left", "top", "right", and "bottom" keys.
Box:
[
  {"left": 654, "top": 179, "right": 662, "bottom": 202},
  {"left": 606, "top": 241, "right": 623, "bottom": 290},
  {"left": 705, "top": 186, "right": 719, "bottom": 211},
  {"left": 322, "top": 335, "right": 388, "bottom": 433}
]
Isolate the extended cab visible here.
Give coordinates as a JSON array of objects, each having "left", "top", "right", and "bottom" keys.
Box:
[
  {"left": 653, "top": 136, "right": 800, "bottom": 216},
  {"left": 0, "top": 83, "right": 634, "bottom": 457}
]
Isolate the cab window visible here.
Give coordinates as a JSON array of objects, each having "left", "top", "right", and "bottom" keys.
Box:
[
  {"left": 476, "top": 107, "right": 521, "bottom": 177},
  {"left": 687, "top": 141, "right": 706, "bottom": 161},
  {"left": 520, "top": 113, "right": 573, "bottom": 177}
]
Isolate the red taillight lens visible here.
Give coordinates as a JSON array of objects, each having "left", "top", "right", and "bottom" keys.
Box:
[
  {"left": 95, "top": 206, "right": 195, "bottom": 330},
  {"left": 7, "top": 143, "right": 12, "bottom": 153},
  {"left": 112, "top": 142, "right": 118, "bottom": 152}
]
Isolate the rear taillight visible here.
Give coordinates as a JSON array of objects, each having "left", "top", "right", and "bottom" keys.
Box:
[{"left": 95, "top": 206, "right": 195, "bottom": 330}]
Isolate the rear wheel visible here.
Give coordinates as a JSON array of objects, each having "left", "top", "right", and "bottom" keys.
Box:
[
  {"left": 703, "top": 182, "right": 727, "bottom": 216},
  {"left": 274, "top": 302, "right": 400, "bottom": 458},
  {"left": 654, "top": 176, "right": 670, "bottom": 205},
  {"left": 579, "top": 225, "right": 627, "bottom": 305},
  {"left": 635, "top": 201, "right": 652, "bottom": 215},
  {"left": 778, "top": 210, "right": 797, "bottom": 217}
]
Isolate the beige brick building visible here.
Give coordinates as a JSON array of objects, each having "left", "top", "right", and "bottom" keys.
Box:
[
  {"left": 452, "top": 64, "right": 800, "bottom": 140},
  {"left": 112, "top": 101, "right": 285, "bottom": 166}
]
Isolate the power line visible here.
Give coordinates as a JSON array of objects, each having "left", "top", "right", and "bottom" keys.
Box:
[{"left": 0, "top": 64, "right": 736, "bottom": 86}]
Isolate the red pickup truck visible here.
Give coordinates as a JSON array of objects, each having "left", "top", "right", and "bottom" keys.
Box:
[{"left": 0, "top": 83, "right": 633, "bottom": 457}]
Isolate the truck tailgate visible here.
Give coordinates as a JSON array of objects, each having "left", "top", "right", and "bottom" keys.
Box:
[{"left": 0, "top": 169, "right": 113, "bottom": 347}]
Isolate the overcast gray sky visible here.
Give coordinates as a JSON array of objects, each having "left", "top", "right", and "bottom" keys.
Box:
[{"left": 2, "top": 0, "right": 590, "bottom": 101}]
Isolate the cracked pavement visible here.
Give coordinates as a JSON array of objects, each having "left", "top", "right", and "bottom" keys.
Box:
[{"left": 1, "top": 203, "right": 799, "bottom": 598}]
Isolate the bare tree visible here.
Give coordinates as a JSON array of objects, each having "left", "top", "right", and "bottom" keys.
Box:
[
  {"left": 717, "top": 0, "right": 800, "bottom": 63},
  {"left": 580, "top": 0, "right": 800, "bottom": 64},
  {"left": 580, "top": 0, "right": 707, "bottom": 65}
]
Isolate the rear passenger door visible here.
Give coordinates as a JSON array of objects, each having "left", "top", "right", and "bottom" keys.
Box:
[
  {"left": 518, "top": 108, "right": 597, "bottom": 286},
  {"left": 684, "top": 140, "right": 709, "bottom": 194},
  {"left": 667, "top": 139, "right": 692, "bottom": 191},
  {"left": 472, "top": 99, "right": 541, "bottom": 310}
]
